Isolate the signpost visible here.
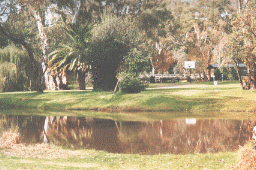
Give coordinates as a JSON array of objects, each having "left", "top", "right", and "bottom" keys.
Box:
[{"left": 184, "top": 61, "right": 195, "bottom": 83}]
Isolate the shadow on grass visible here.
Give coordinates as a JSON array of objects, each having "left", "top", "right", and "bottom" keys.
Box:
[
  {"left": 0, "top": 97, "right": 53, "bottom": 110},
  {"left": 0, "top": 90, "right": 112, "bottom": 111},
  {"left": 0, "top": 88, "right": 245, "bottom": 113}
]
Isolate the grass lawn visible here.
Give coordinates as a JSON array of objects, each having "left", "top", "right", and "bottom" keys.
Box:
[
  {"left": 0, "top": 80, "right": 255, "bottom": 169},
  {"left": 0, "top": 80, "right": 255, "bottom": 119},
  {"left": 0, "top": 143, "right": 237, "bottom": 170}
]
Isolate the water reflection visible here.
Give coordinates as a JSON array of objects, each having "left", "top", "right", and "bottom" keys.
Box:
[{"left": 0, "top": 115, "right": 254, "bottom": 155}]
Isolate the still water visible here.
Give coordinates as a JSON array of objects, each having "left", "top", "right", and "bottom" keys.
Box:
[{"left": 0, "top": 115, "right": 254, "bottom": 155}]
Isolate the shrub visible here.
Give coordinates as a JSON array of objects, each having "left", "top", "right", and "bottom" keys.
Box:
[{"left": 119, "top": 75, "right": 148, "bottom": 93}]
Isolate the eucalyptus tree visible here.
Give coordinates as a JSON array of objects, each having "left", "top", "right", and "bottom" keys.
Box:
[
  {"left": 190, "top": 0, "right": 232, "bottom": 80},
  {"left": 163, "top": 0, "right": 233, "bottom": 80},
  {"left": 0, "top": 0, "right": 94, "bottom": 91},
  {"left": 6, "top": 0, "right": 91, "bottom": 91},
  {"left": 0, "top": 0, "right": 62, "bottom": 92},
  {"left": 229, "top": 7, "right": 256, "bottom": 89},
  {"left": 18, "top": 0, "right": 59, "bottom": 90},
  {"left": 215, "top": 30, "right": 246, "bottom": 87},
  {"left": 0, "top": 0, "right": 95, "bottom": 92},
  {"left": 211, "top": 1, "right": 256, "bottom": 89}
]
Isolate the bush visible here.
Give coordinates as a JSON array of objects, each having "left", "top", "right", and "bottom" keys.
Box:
[{"left": 119, "top": 75, "right": 148, "bottom": 93}]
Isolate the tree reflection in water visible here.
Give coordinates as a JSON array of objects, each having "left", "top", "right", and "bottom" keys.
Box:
[{"left": 0, "top": 114, "right": 254, "bottom": 155}]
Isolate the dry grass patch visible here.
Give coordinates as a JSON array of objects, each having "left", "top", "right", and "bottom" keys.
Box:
[
  {"left": 1, "top": 143, "right": 92, "bottom": 159},
  {"left": 233, "top": 144, "right": 256, "bottom": 170},
  {"left": 0, "top": 129, "right": 90, "bottom": 159},
  {"left": 0, "top": 129, "right": 20, "bottom": 147}
]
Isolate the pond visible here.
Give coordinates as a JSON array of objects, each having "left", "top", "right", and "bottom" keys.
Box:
[{"left": 0, "top": 114, "right": 254, "bottom": 155}]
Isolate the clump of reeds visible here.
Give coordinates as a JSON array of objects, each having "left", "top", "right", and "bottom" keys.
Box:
[
  {"left": 0, "top": 129, "right": 20, "bottom": 147},
  {"left": 233, "top": 142, "right": 256, "bottom": 170}
]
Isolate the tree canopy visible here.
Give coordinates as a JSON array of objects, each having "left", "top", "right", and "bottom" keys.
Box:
[{"left": 1, "top": 0, "right": 256, "bottom": 91}]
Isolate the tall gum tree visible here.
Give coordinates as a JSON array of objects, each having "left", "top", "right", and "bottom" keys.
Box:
[
  {"left": 23, "top": 0, "right": 92, "bottom": 90},
  {"left": 135, "top": 0, "right": 172, "bottom": 75},
  {"left": 164, "top": 0, "right": 231, "bottom": 81},
  {"left": 231, "top": 7, "right": 256, "bottom": 89},
  {"left": 22, "top": 0, "right": 57, "bottom": 90},
  {"left": 215, "top": 31, "right": 245, "bottom": 88}
]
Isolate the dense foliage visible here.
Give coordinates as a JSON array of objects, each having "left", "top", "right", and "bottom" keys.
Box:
[
  {"left": 1, "top": 0, "right": 256, "bottom": 92},
  {"left": 119, "top": 74, "right": 148, "bottom": 93},
  {"left": 89, "top": 12, "right": 146, "bottom": 91},
  {"left": 0, "top": 45, "right": 36, "bottom": 92}
]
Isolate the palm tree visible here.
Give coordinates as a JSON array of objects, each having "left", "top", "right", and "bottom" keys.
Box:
[{"left": 48, "top": 22, "right": 92, "bottom": 90}]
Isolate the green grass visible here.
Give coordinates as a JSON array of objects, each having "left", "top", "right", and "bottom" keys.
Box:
[
  {"left": 0, "top": 81, "right": 249, "bottom": 169},
  {"left": 0, "top": 81, "right": 255, "bottom": 119},
  {"left": 0, "top": 147, "right": 236, "bottom": 170}
]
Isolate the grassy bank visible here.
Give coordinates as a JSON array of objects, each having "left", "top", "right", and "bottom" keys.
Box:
[
  {"left": 0, "top": 81, "right": 252, "bottom": 169},
  {"left": 0, "top": 81, "right": 255, "bottom": 117},
  {"left": 0, "top": 143, "right": 236, "bottom": 170}
]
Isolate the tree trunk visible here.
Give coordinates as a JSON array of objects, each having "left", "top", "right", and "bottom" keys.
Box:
[
  {"left": 247, "top": 55, "right": 256, "bottom": 90},
  {"left": 207, "top": 50, "right": 213, "bottom": 81},
  {"left": 61, "top": 70, "right": 69, "bottom": 90},
  {"left": 33, "top": 10, "right": 56, "bottom": 90},
  {"left": 114, "top": 80, "right": 120, "bottom": 93},
  {"left": 208, "top": 68, "right": 211, "bottom": 81},
  {"left": 203, "top": 71, "right": 206, "bottom": 81},
  {"left": 57, "top": 75, "right": 64, "bottom": 90},
  {"left": 238, "top": 0, "right": 243, "bottom": 12},
  {"left": 52, "top": 75, "right": 58, "bottom": 90},
  {"left": 235, "top": 62, "right": 243, "bottom": 89},
  {"left": 77, "top": 71, "right": 86, "bottom": 90}
]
